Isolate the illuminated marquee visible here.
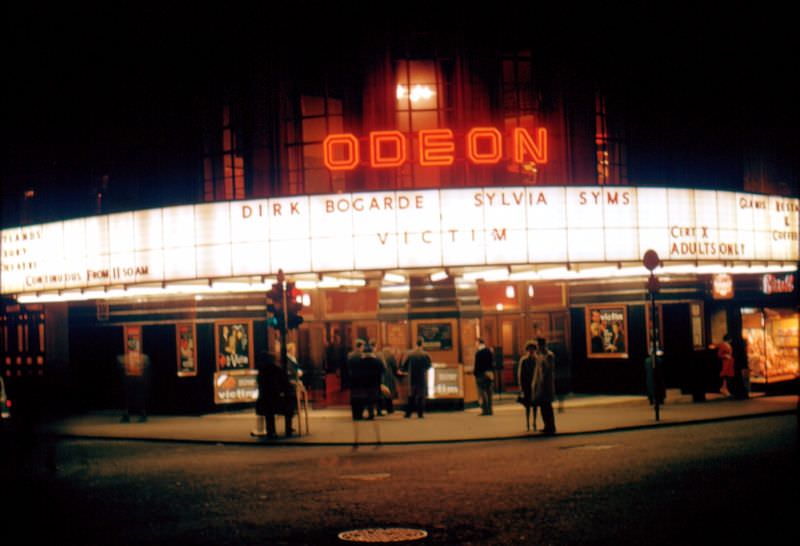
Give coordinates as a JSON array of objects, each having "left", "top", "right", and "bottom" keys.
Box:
[
  {"left": 1, "top": 187, "right": 797, "bottom": 295},
  {"left": 323, "top": 127, "right": 548, "bottom": 170}
]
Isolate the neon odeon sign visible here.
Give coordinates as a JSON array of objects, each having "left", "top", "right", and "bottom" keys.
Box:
[{"left": 323, "top": 127, "right": 548, "bottom": 171}]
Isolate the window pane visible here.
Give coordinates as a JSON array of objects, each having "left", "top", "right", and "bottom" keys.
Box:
[
  {"left": 409, "top": 60, "right": 436, "bottom": 84},
  {"left": 410, "top": 111, "right": 438, "bottom": 130},
  {"left": 303, "top": 143, "right": 324, "bottom": 169},
  {"left": 328, "top": 115, "right": 343, "bottom": 134},
  {"left": 302, "top": 117, "right": 327, "bottom": 142},
  {"left": 301, "top": 96, "right": 326, "bottom": 117}
]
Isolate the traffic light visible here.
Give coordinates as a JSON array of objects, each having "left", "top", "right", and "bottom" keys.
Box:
[
  {"left": 266, "top": 282, "right": 284, "bottom": 329},
  {"left": 285, "top": 281, "right": 304, "bottom": 330}
]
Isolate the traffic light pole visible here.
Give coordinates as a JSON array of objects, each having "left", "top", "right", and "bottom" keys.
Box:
[{"left": 277, "top": 269, "right": 288, "bottom": 373}]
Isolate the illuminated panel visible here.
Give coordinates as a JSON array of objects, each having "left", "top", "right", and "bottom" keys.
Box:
[
  {"left": 134, "top": 209, "right": 163, "bottom": 251},
  {"left": 527, "top": 187, "right": 568, "bottom": 262},
  {"left": 268, "top": 196, "right": 311, "bottom": 273},
  {"left": 419, "top": 129, "right": 455, "bottom": 166},
  {"left": 636, "top": 187, "right": 670, "bottom": 258},
  {"left": 352, "top": 191, "right": 400, "bottom": 270},
  {"left": 566, "top": 188, "right": 605, "bottom": 261},
  {"left": 84, "top": 216, "right": 111, "bottom": 286},
  {"left": 108, "top": 212, "right": 136, "bottom": 284},
  {"left": 194, "top": 204, "right": 232, "bottom": 284},
  {"left": 770, "top": 195, "right": 800, "bottom": 261},
  {"left": 481, "top": 187, "right": 527, "bottom": 264},
  {"left": 395, "top": 190, "right": 442, "bottom": 268},
  {"left": 62, "top": 219, "right": 87, "bottom": 289},
  {"left": 513, "top": 127, "right": 548, "bottom": 164},
  {"left": 231, "top": 199, "right": 269, "bottom": 244},
  {"left": 440, "top": 189, "right": 485, "bottom": 266},
  {"left": 466, "top": 128, "right": 502, "bottom": 165},
  {"left": 309, "top": 194, "right": 355, "bottom": 272},
  {"left": 162, "top": 206, "right": 197, "bottom": 280},
  {"left": 369, "top": 131, "right": 407, "bottom": 168},
  {"left": 666, "top": 189, "right": 698, "bottom": 261},
  {"left": 230, "top": 199, "right": 270, "bottom": 276},
  {"left": 323, "top": 134, "right": 359, "bottom": 171},
  {"left": 602, "top": 188, "right": 638, "bottom": 261}
]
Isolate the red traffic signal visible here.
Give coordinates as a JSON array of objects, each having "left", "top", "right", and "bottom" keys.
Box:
[{"left": 285, "top": 281, "right": 304, "bottom": 329}]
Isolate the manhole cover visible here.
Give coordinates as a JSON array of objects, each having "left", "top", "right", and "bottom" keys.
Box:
[
  {"left": 338, "top": 528, "right": 428, "bottom": 542},
  {"left": 339, "top": 473, "right": 391, "bottom": 481}
]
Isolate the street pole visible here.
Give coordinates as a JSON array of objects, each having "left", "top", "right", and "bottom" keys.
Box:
[
  {"left": 649, "top": 273, "right": 660, "bottom": 422},
  {"left": 277, "top": 269, "right": 288, "bottom": 373},
  {"left": 643, "top": 250, "right": 661, "bottom": 422}
]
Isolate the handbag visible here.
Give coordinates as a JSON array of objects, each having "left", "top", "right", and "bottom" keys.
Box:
[{"left": 516, "top": 394, "right": 526, "bottom": 406}]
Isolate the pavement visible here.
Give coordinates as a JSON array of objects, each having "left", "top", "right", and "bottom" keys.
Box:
[{"left": 37, "top": 389, "right": 799, "bottom": 446}]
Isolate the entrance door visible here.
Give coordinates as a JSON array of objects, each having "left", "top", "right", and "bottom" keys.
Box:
[
  {"left": 661, "top": 303, "right": 694, "bottom": 389},
  {"left": 499, "top": 316, "right": 521, "bottom": 390}
]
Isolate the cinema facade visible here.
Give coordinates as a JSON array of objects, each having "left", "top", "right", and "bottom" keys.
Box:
[
  {"left": 2, "top": 34, "right": 798, "bottom": 413},
  {"left": 2, "top": 182, "right": 797, "bottom": 412}
]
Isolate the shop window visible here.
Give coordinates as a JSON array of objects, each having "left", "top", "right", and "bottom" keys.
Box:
[
  {"left": 203, "top": 104, "right": 246, "bottom": 202},
  {"left": 595, "top": 94, "right": 627, "bottom": 185},
  {"left": 285, "top": 94, "right": 345, "bottom": 194},
  {"left": 742, "top": 307, "right": 799, "bottom": 384}
]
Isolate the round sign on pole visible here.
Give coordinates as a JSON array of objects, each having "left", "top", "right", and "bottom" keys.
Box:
[{"left": 643, "top": 249, "right": 660, "bottom": 272}]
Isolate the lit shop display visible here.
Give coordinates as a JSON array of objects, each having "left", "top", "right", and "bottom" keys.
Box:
[{"left": 741, "top": 307, "right": 799, "bottom": 383}]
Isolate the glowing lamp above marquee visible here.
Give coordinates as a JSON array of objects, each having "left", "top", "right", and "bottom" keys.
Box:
[
  {"left": 1, "top": 187, "right": 797, "bottom": 296},
  {"left": 323, "top": 127, "right": 548, "bottom": 171}
]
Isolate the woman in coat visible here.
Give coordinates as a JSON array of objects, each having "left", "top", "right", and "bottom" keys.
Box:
[
  {"left": 517, "top": 340, "right": 538, "bottom": 431},
  {"left": 532, "top": 338, "right": 557, "bottom": 435},
  {"left": 717, "top": 334, "right": 735, "bottom": 396}
]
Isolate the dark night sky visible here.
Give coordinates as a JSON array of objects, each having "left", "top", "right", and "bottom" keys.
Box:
[{"left": 2, "top": 3, "right": 797, "bottom": 226}]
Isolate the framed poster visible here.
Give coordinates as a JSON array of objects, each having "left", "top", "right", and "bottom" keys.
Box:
[
  {"left": 213, "top": 369, "right": 259, "bottom": 404},
  {"left": 214, "top": 320, "right": 253, "bottom": 371},
  {"left": 176, "top": 323, "right": 197, "bottom": 377},
  {"left": 585, "top": 305, "right": 628, "bottom": 358},
  {"left": 417, "top": 322, "right": 453, "bottom": 351}
]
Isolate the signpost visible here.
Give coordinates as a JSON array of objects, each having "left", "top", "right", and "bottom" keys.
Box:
[{"left": 643, "top": 249, "right": 661, "bottom": 421}]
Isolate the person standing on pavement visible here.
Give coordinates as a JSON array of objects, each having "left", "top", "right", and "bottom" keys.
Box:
[
  {"left": 533, "top": 337, "right": 556, "bottom": 435},
  {"left": 117, "top": 349, "right": 151, "bottom": 423},
  {"left": 377, "top": 343, "right": 398, "bottom": 415},
  {"left": 344, "top": 339, "right": 364, "bottom": 393},
  {"left": 401, "top": 337, "right": 432, "bottom": 418},
  {"left": 517, "top": 340, "right": 538, "bottom": 431},
  {"left": 252, "top": 350, "right": 293, "bottom": 440},
  {"left": 349, "top": 342, "right": 383, "bottom": 420},
  {"left": 717, "top": 333, "right": 735, "bottom": 396},
  {"left": 473, "top": 338, "right": 495, "bottom": 416}
]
